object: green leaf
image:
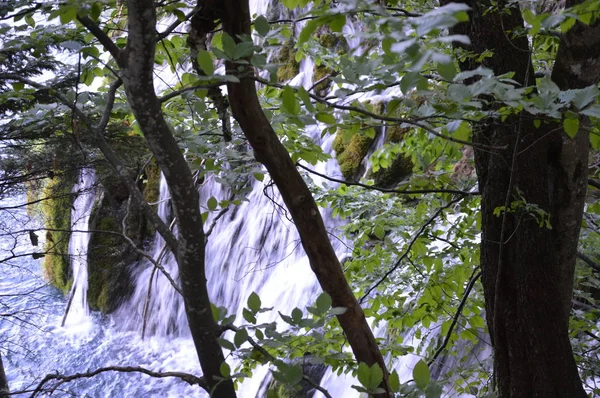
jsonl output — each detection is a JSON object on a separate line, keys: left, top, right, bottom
{"left": 389, "top": 370, "right": 400, "bottom": 392}
{"left": 437, "top": 61, "right": 456, "bottom": 81}
{"left": 285, "top": 364, "right": 303, "bottom": 385}
{"left": 59, "top": 5, "right": 78, "bottom": 24}
{"left": 563, "top": 114, "right": 580, "bottom": 139}
{"left": 12, "top": 82, "right": 24, "bottom": 91}
{"left": 297, "top": 87, "right": 315, "bottom": 112}
{"left": 282, "top": 0, "right": 299, "bottom": 10}
{"left": 315, "top": 292, "right": 332, "bottom": 313}
{"left": 298, "top": 20, "right": 318, "bottom": 46}
{"left": 234, "top": 328, "right": 248, "bottom": 347}
{"left": 357, "top": 362, "right": 383, "bottom": 390}
{"left": 533, "top": 119, "right": 541, "bottom": 129}
{"left": 591, "top": 133, "right": 600, "bottom": 150}
{"left": 207, "top": 196, "right": 218, "bottom": 211}
{"left": 243, "top": 308, "right": 257, "bottom": 323}
{"left": 91, "top": 2, "right": 102, "bottom": 20}
{"left": 247, "top": 291, "right": 261, "bottom": 312}
{"left": 329, "top": 14, "right": 346, "bottom": 32}
{"left": 266, "top": 390, "right": 280, "bottom": 398}
{"left": 413, "top": 360, "right": 431, "bottom": 390}
{"left": 220, "top": 362, "right": 231, "bottom": 377}
{"left": 316, "top": 112, "right": 336, "bottom": 124}
{"left": 281, "top": 85, "right": 299, "bottom": 115}
{"left": 254, "top": 15, "right": 270, "bottom": 36}
{"left": 221, "top": 33, "right": 237, "bottom": 58}
{"left": 218, "top": 338, "right": 235, "bottom": 351}
{"left": 291, "top": 307, "right": 302, "bottom": 323}
{"left": 197, "top": 50, "right": 214, "bottom": 76}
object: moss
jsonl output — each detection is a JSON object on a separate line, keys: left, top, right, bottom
{"left": 87, "top": 195, "right": 135, "bottom": 313}
{"left": 143, "top": 162, "right": 161, "bottom": 205}
{"left": 312, "top": 64, "right": 333, "bottom": 94}
{"left": 41, "top": 173, "right": 76, "bottom": 294}
{"left": 334, "top": 131, "right": 374, "bottom": 179}
{"left": 368, "top": 125, "right": 413, "bottom": 187}
{"left": 276, "top": 40, "right": 300, "bottom": 82}
{"left": 318, "top": 32, "right": 339, "bottom": 49}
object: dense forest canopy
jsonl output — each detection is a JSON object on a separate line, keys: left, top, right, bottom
{"left": 1, "top": 0, "right": 600, "bottom": 397}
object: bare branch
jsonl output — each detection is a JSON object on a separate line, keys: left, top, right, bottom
{"left": 76, "top": 16, "right": 122, "bottom": 61}
{"left": 30, "top": 366, "right": 206, "bottom": 397}
{"left": 95, "top": 78, "right": 123, "bottom": 131}
{"left": 428, "top": 269, "right": 482, "bottom": 366}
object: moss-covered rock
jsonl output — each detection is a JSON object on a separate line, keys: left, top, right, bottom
{"left": 276, "top": 40, "right": 300, "bottom": 82}
{"left": 368, "top": 125, "right": 413, "bottom": 187}
{"left": 87, "top": 194, "right": 136, "bottom": 313}
{"left": 334, "top": 130, "right": 374, "bottom": 180}
{"left": 86, "top": 155, "right": 159, "bottom": 313}
{"left": 41, "top": 172, "right": 76, "bottom": 294}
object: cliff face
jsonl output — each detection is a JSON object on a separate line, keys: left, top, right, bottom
{"left": 28, "top": 138, "right": 161, "bottom": 314}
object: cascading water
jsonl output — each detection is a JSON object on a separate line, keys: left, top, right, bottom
{"left": 62, "top": 169, "right": 97, "bottom": 326}
{"left": 1, "top": 2, "right": 473, "bottom": 398}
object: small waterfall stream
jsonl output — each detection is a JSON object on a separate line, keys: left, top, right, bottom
{"left": 62, "top": 169, "right": 96, "bottom": 326}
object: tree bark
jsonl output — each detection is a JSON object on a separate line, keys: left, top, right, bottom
{"left": 218, "top": 1, "right": 391, "bottom": 396}
{"left": 443, "top": 0, "right": 600, "bottom": 396}
{"left": 80, "top": 2, "right": 237, "bottom": 396}
{"left": 0, "top": 353, "right": 9, "bottom": 398}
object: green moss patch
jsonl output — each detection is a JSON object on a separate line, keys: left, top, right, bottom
{"left": 334, "top": 131, "right": 374, "bottom": 179}
{"left": 41, "top": 173, "right": 76, "bottom": 294}
{"left": 276, "top": 40, "right": 300, "bottom": 82}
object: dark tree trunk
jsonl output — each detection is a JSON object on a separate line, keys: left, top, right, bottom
{"left": 79, "top": 2, "right": 237, "bottom": 396}
{"left": 217, "top": 1, "right": 391, "bottom": 396}
{"left": 443, "top": 0, "right": 600, "bottom": 396}
{"left": 0, "top": 353, "right": 8, "bottom": 398}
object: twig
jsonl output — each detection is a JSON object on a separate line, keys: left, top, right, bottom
{"left": 360, "top": 196, "right": 466, "bottom": 302}
{"left": 297, "top": 163, "right": 479, "bottom": 196}
{"left": 577, "top": 252, "right": 600, "bottom": 273}
{"left": 428, "top": 269, "right": 482, "bottom": 366}
{"left": 30, "top": 366, "right": 207, "bottom": 397}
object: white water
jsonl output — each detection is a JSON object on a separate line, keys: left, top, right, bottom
{"left": 63, "top": 169, "right": 96, "bottom": 326}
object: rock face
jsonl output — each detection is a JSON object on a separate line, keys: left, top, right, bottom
{"left": 30, "top": 137, "right": 161, "bottom": 313}
{"left": 86, "top": 161, "right": 160, "bottom": 313}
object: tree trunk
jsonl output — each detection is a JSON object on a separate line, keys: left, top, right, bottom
{"left": 443, "top": 0, "right": 600, "bottom": 396}
{"left": 218, "top": 1, "right": 391, "bottom": 396}
{"left": 0, "top": 353, "right": 8, "bottom": 398}
{"left": 82, "top": 2, "right": 237, "bottom": 396}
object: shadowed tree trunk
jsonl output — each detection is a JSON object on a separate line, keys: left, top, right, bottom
{"left": 212, "top": 0, "right": 392, "bottom": 396}
{"left": 0, "top": 353, "right": 8, "bottom": 398}
{"left": 443, "top": 0, "right": 600, "bottom": 396}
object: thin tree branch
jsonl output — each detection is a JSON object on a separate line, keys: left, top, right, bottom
{"left": 157, "top": 5, "right": 201, "bottom": 41}
{"left": 76, "top": 16, "right": 122, "bottom": 61}
{"left": 158, "top": 82, "right": 225, "bottom": 104}
{"left": 297, "top": 162, "right": 479, "bottom": 196}
{"left": 360, "top": 195, "right": 466, "bottom": 302}
{"left": 95, "top": 78, "right": 123, "bottom": 131}
{"left": 428, "top": 269, "right": 482, "bottom": 366}
{"left": 30, "top": 366, "right": 206, "bottom": 397}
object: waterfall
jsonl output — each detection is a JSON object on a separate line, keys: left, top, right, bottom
{"left": 62, "top": 168, "right": 96, "bottom": 326}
